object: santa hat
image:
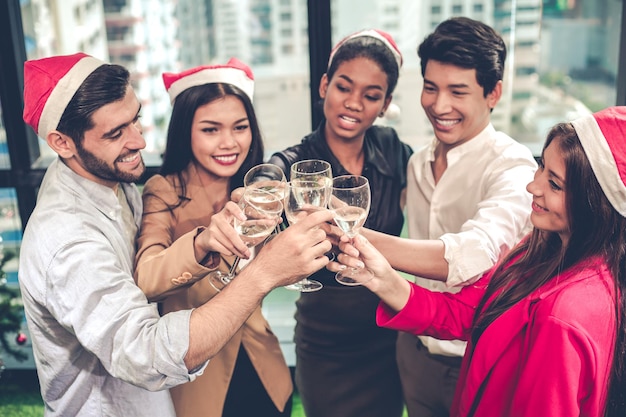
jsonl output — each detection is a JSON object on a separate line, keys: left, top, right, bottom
{"left": 571, "top": 106, "right": 626, "bottom": 217}
{"left": 23, "top": 53, "right": 105, "bottom": 138}
{"left": 163, "top": 58, "right": 255, "bottom": 104}
{"left": 328, "top": 29, "right": 403, "bottom": 70}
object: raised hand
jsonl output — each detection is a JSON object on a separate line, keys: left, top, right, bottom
{"left": 243, "top": 209, "right": 335, "bottom": 290}
{"left": 194, "top": 201, "right": 251, "bottom": 261}
{"left": 329, "top": 235, "right": 411, "bottom": 311}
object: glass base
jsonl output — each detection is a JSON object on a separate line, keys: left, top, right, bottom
{"left": 335, "top": 269, "right": 364, "bottom": 286}
{"left": 284, "top": 278, "right": 323, "bottom": 292}
{"left": 208, "top": 271, "right": 235, "bottom": 292}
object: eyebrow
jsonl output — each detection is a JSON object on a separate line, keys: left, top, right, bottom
{"left": 102, "top": 104, "right": 142, "bottom": 139}
{"left": 548, "top": 168, "right": 566, "bottom": 184}
{"left": 337, "top": 74, "right": 384, "bottom": 91}
{"left": 423, "top": 79, "right": 470, "bottom": 90}
{"left": 198, "top": 117, "right": 249, "bottom": 126}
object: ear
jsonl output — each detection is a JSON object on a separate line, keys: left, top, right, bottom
{"left": 46, "top": 130, "right": 76, "bottom": 159}
{"left": 318, "top": 74, "right": 329, "bottom": 99}
{"left": 379, "top": 95, "right": 393, "bottom": 117}
{"left": 486, "top": 80, "right": 503, "bottom": 110}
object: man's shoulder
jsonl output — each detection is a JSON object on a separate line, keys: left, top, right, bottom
{"left": 480, "top": 131, "right": 537, "bottom": 165}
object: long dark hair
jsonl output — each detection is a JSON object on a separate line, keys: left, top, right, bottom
{"left": 157, "top": 83, "right": 264, "bottom": 207}
{"left": 471, "top": 123, "right": 626, "bottom": 415}
{"left": 57, "top": 64, "right": 130, "bottom": 144}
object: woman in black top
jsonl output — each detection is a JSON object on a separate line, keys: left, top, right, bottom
{"left": 269, "top": 29, "right": 413, "bottom": 417}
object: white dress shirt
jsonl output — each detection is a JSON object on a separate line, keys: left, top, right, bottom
{"left": 18, "top": 158, "right": 205, "bottom": 417}
{"left": 406, "top": 123, "right": 537, "bottom": 357}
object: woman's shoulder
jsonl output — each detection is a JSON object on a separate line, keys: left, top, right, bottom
{"left": 143, "top": 173, "right": 181, "bottom": 206}
{"left": 366, "top": 126, "right": 413, "bottom": 169}
{"left": 268, "top": 130, "right": 323, "bottom": 171}
{"left": 367, "top": 126, "right": 412, "bottom": 151}
{"left": 536, "top": 260, "right": 615, "bottom": 326}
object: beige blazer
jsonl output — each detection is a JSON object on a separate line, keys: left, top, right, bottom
{"left": 134, "top": 164, "right": 292, "bottom": 417}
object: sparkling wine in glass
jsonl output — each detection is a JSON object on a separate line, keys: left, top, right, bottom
{"left": 209, "top": 188, "right": 283, "bottom": 291}
{"left": 243, "top": 163, "right": 288, "bottom": 236}
{"left": 329, "top": 175, "right": 370, "bottom": 286}
{"left": 290, "top": 159, "right": 333, "bottom": 193}
{"left": 282, "top": 178, "right": 330, "bottom": 292}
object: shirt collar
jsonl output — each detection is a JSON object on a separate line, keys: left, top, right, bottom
{"left": 426, "top": 123, "right": 496, "bottom": 164}
{"left": 52, "top": 157, "right": 141, "bottom": 222}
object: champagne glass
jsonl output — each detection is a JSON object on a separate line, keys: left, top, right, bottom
{"left": 209, "top": 188, "right": 283, "bottom": 291}
{"left": 243, "top": 163, "right": 287, "bottom": 235}
{"left": 290, "top": 158, "right": 336, "bottom": 261}
{"left": 282, "top": 178, "right": 330, "bottom": 292}
{"left": 329, "top": 175, "right": 370, "bottom": 286}
{"left": 244, "top": 163, "right": 287, "bottom": 200}
{"left": 290, "top": 159, "right": 333, "bottom": 193}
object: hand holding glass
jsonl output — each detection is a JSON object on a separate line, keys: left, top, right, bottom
{"left": 282, "top": 159, "right": 333, "bottom": 292}
{"left": 208, "top": 188, "right": 283, "bottom": 291}
{"left": 243, "top": 163, "right": 287, "bottom": 235}
{"left": 329, "top": 175, "right": 370, "bottom": 286}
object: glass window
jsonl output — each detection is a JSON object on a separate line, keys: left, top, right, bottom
{"left": 0, "top": 188, "right": 23, "bottom": 286}
{"left": 333, "top": 0, "right": 622, "bottom": 156}
{"left": 20, "top": 0, "right": 312, "bottom": 164}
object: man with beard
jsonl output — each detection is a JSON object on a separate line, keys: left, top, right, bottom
{"left": 18, "top": 53, "right": 333, "bottom": 417}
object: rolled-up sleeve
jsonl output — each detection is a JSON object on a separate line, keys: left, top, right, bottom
{"left": 46, "top": 234, "right": 205, "bottom": 391}
{"left": 440, "top": 154, "right": 535, "bottom": 288}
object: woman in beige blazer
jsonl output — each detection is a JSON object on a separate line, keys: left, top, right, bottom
{"left": 134, "top": 59, "right": 292, "bottom": 417}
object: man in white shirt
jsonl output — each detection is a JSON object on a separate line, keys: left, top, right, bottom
{"left": 364, "top": 17, "right": 537, "bottom": 417}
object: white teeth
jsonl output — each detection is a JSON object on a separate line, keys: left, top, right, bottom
{"left": 214, "top": 155, "right": 236, "bottom": 163}
{"left": 119, "top": 153, "right": 137, "bottom": 163}
{"left": 436, "top": 119, "right": 458, "bottom": 127}
{"left": 341, "top": 115, "right": 358, "bottom": 123}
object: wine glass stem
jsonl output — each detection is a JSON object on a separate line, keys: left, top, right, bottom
{"left": 228, "top": 256, "right": 241, "bottom": 278}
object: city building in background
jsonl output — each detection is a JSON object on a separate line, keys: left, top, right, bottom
{"left": 15, "top": 0, "right": 621, "bottom": 157}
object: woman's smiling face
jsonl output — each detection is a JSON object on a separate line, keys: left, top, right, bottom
{"left": 190, "top": 95, "right": 252, "bottom": 179}
{"left": 526, "top": 139, "right": 570, "bottom": 245}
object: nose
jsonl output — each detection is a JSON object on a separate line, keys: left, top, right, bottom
{"left": 526, "top": 170, "right": 542, "bottom": 196}
{"left": 430, "top": 92, "right": 452, "bottom": 114}
{"left": 127, "top": 120, "right": 146, "bottom": 150}
{"left": 344, "top": 92, "right": 363, "bottom": 112}
{"left": 219, "top": 130, "right": 238, "bottom": 148}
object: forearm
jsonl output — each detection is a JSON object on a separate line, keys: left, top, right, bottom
{"left": 184, "top": 262, "right": 272, "bottom": 370}
{"left": 366, "top": 268, "right": 412, "bottom": 312}
{"left": 362, "top": 228, "right": 449, "bottom": 281}
{"left": 135, "top": 229, "right": 216, "bottom": 301}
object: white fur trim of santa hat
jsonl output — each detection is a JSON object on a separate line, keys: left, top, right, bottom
{"left": 163, "top": 57, "right": 255, "bottom": 104}
{"left": 23, "top": 53, "right": 105, "bottom": 138}
{"left": 572, "top": 106, "right": 626, "bottom": 217}
{"left": 328, "top": 29, "right": 403, "bottom": 70}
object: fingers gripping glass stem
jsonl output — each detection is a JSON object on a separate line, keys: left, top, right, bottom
{"left": 283, "top": 159, "right": 333, "bottom": 292}
{"left": 208, "top": 186, "right": 283, "bottom": 292}
{"left": 329, "top": 175, "right": 370, "bottom": 286}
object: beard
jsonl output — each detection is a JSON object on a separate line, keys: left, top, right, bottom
{"left": 75, "top": 142, "right": 145, "bottom": 183}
